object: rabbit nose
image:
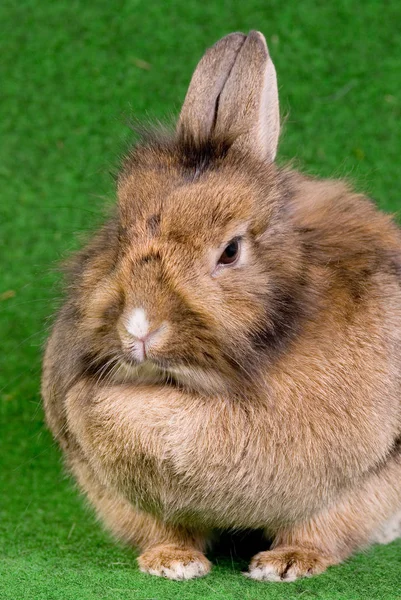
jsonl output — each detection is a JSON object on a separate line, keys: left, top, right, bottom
{"left": 134, "top": 330, "right": 161, "bottom": 361}
{"left": 126, "top": 307, "right": 152, "bottom": 340}
{"left": 134, "top": 331, "right": 150, "bottom": 343}
{"left": 125, "top": 308, "right": 165, "bottom": 362}
{"left": 132, "top": 328, "right": 161, "bottom": 344}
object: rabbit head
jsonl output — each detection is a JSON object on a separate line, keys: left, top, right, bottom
{"left": 78, "top": 32, "right": 308, "bottom": 395}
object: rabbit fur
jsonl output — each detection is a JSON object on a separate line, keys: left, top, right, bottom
{"left": 42, "top": 31, "right": 401, "bottom": 581}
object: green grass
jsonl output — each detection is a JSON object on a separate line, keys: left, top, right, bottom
{"left": 1, "top": 1, "right": 401, "bottom": 598}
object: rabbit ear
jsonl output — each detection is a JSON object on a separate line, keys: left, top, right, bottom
{"left": 215, "top": 31, "right": 280, "bottom": 162}
{"left": 177, "top": 32, "right": 247, "bottom": 141}
{"left": 178, "top": 31, "right": 280, "bottom": 163}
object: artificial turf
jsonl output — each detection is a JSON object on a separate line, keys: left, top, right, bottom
{"left": 1, "top": 1, "right": 401, "bottom": 598}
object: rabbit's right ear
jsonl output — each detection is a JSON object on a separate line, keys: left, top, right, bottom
{"left": 178, "top": 31, "right": 280, "bottom": 164}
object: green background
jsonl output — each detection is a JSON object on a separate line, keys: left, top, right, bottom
{"left": 1, "top": 1, "right": 400, "bottom": 598}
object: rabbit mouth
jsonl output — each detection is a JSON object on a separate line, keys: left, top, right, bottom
{"left": 113, "top": 356, "right": 227, "bottom": 394}
{"left": 114, "top": 358, "right": 169, "bottom": 385}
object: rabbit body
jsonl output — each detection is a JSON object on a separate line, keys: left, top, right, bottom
{"left": 42, "top": 31, "right": 401, "bottom": 581}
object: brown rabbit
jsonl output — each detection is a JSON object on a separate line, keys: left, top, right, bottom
{"left": 42, "top": 31, "right": 401, "bottom": 582}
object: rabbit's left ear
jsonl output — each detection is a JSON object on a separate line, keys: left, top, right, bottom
{"left": 178, "top": 31, "right": 280, "bottom": 163}
{"left": 215, "top": 31, "right": 280, "bottom": 163}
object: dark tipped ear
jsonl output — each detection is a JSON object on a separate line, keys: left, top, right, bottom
{"left": 177, "top": 32, "right": 246, "bottom": 141}
{"left": 178, "top": 31, "right": 280, "bottom": 163}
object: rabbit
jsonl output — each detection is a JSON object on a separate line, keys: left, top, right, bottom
{"left": 41, "top": 30, "right": 401, "bottom": 582}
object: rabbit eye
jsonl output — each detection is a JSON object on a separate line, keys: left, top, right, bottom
{"left": 218, "top": 238, "right": 240, "bottom": 266}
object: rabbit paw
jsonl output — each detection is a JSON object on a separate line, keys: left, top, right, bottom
{"left": 138, "top": 543, "right": 211, "bottom": 580}
{"left": 246, "top": 546, "right": 330, "bottom": 582}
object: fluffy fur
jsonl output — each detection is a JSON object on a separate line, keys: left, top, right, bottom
{"left": 42, "top": 30, "right": 401, "bottom": 582}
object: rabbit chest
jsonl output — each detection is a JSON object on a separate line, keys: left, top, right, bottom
{"left": 65, "top": 379, "right": 390, "bottom": 530}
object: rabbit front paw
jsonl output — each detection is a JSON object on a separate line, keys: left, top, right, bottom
{"left": 138, "top": 543, "right": 211, "bottom": 580}
{"left": 246, "top": 546, "right": 331, "bottom": 582}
